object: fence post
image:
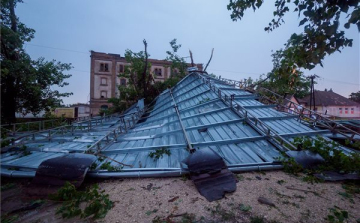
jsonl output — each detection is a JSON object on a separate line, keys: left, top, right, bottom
{"left": 113, "top": 130, "right": 118, "bottom": 142}
{"left": 132, "top": 115, "right": 135, "bottom": 127}
{"left": 123, "top": 118, "right": 127, "bottom": 132}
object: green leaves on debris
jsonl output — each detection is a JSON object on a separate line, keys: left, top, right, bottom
{"left": 49, "top": 182, "right": 113, "bottom": 219}
{"left": 148, "top": 148, "right": 171, "bottom": 161}
{"left": 278, "top": 136, "right": 360, "bottom": 176}
{"left": 327, "top": 206, "right": 348, "bottom": 223}
{"left": 198, "top": 98, "right": 210, "bottom": 105}
{"left": 99, "top": 161, "right": 123, "bottom": 172}
{"left": 1, "top": 183, "right": 16, "bottom": 191}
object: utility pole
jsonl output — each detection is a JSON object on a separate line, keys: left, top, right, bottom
{"left": 307, "top": 75, "right": 318, "bottom": 111}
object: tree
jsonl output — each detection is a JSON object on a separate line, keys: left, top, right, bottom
{"left": 228, "top": 0, "right": 359, "bottom": 69}
{"left": 253, "top": 47, "right": 311, "bottom": 98}
{"left": 109, "top": 40, "right": 155, "bottom": 112}
{"left": 165, "top": 39, "right": 188, "bottom": 78}
{"left": 1, "top": 0, "right": 72, "bottom": 123}
{"left": 349, "top": 91, "right": 360, "bottom": 103}
{"left": 109, "top": 39, "right": 189, "bottom": 113}
{"left": 227, "top": 0, "right": 358, "bottom": 97}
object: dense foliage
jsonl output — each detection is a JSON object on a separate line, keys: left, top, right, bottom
{"left": 228, "top": 0, "right": 359, "bottom": 98}
{"left": 109, "top": 42, "right": 155, "bottom": 113}
{"left": 279, "top": 136, "right": 360, "bottom": 176}
{"left": 109, "top": 39, "right": 188, "bottom": 113}
{"left": 349, "top": 91, "right": 360, "bottom": 103}
{"left": 254, "top": 49, "right": 311, "bottom": 98}
{"left": 1, "top": 0, "right": 72, "bottom": 123}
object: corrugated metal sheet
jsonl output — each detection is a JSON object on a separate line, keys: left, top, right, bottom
{"left": 1, "top": 73, "right": 351, "bottom": 178}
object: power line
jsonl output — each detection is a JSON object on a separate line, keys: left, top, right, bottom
{"left": 25, "top": 43, "right": 89, "bottom": 55}
{"left": 320, "top": 77, "right": 360, "bottom": 86}
{"left": 22, "top": 43, "right": 360, "bottom": 86}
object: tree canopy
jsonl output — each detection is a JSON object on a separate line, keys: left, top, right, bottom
{"left": 349, "top": 91, "right": 360, "bottom": 103}
{"left": 109, "top": 39, "right": 188, "bottom": 113}
{"left": 228, "top": 0, "right": 359, "bottom": 69}
{"left": 228, "top": 0, "right": 359, "bottom": 98}
{"left": 108, "top": 41, "right": 155, "bottom": 113}
{"left": 1, "top": 0, "right": 72, "bottom": 122}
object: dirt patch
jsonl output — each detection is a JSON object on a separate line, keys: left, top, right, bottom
{"left": 1, "top": 171, "right": 360, "bottom": 223}
{"left": 98, "top": 171, "right": 360, "bottom": 223}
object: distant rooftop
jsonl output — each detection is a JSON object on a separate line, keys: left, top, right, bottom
{"left": 301, "top": 90, "right": 360, "bottom": 107}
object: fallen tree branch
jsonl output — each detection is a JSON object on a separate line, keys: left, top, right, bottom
{"left": 204, "top": 48, "right": 214, "bottom": 72}
{"left": 143, "top": 39, "right": 149, "bottom": 99}
{"left": 285, "top": 186, "right": 329, "bottom": 200}
{"left": 189, "top": 50, "right": 194, "bottom": 67}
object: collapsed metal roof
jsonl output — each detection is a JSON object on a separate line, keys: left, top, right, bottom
{"left": 1, "top": 72, "right": 357, "bottom": 178}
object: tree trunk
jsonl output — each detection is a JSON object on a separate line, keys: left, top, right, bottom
{"left": 2, "top": 0, "right": 18, "bottom": 123}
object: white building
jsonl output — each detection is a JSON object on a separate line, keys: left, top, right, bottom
{"left": 299, "top": 89, "right": 360, "bottom": 118}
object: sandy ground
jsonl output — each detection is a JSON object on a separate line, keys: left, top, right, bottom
{"left": 1, "top": 171, "right": 360, "bottom": 223}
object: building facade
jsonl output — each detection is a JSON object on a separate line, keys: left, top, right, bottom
{"left": 299, "top": 89, "right": 360, "bottom": 118}
{"left": 90, "top": 51, "right": 202, "bottom": 115}
{"left": 70, "top": 103, "right": 91, "bottom": 118}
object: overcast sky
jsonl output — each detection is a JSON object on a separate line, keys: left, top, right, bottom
{"left": 17, "top": 0, "right": 359, "bottom": 105}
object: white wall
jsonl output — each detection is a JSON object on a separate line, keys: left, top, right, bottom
{"left": 315, "top": 106, "right": 360, "bottom": 118}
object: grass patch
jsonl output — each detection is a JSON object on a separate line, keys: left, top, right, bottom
{"left": 327, "top": 206, "right": 348, "bottom": 223}
{"left": 239, "top": 204, "right": 252, "bottom": 212}
{"left": 1, "top": 183, "right": 16, "bottom": 191}
{"left": 277, "top": 180, "right": 286, "bottom": 185}
{"left": 236, "top": 174, "right": 244, "bottom": 181}
{"left": 250, "top": 216, "right": 265, "bottom": 223}
{"left": 1, "top": 215, "right": 19, "bottom": 223}
{"left": 146, "top": 209, "right": 158, "bottom": 216}
{"left": 209, "top": 204, "right": 236, "bottom": 222}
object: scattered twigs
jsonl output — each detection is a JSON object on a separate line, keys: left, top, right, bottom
{"left": 285, "top": 186, "right": 314, "bottom": 193}
{"left": 285, "top": 186, "right": 329, "bottom": 200}
{"left": 168, "top": 213, "right": 187, "bottom": 218}
{"left": 204, "top": 48, "right": 214, "bottom": 72}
